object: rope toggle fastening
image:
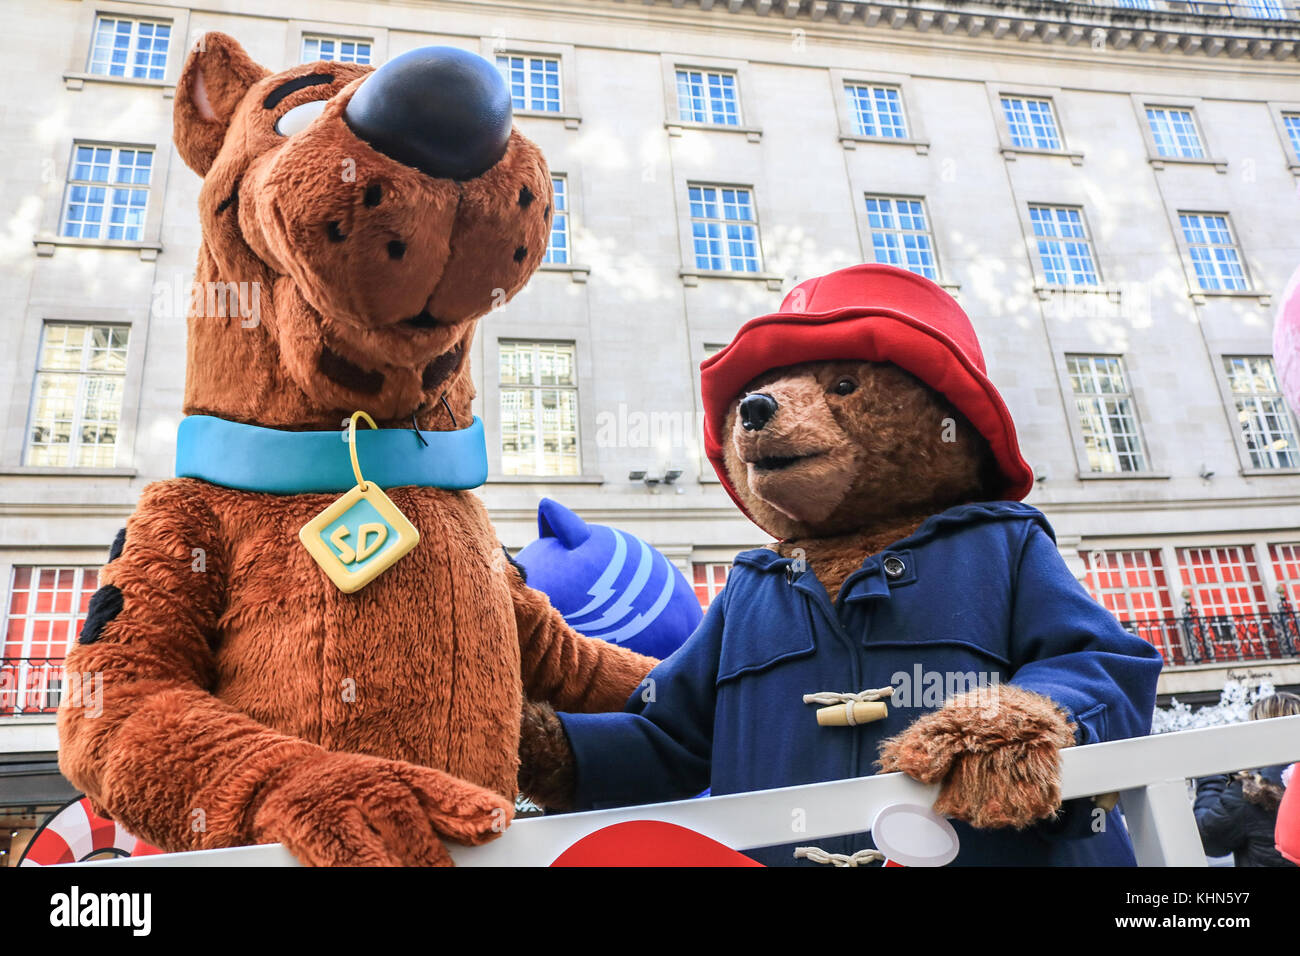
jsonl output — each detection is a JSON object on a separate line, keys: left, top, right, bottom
{"left": 803, "top": 686, "right": 893, "bottom": 727}
{"left": 794, "top": 846, "right": 886, "bottom": 867}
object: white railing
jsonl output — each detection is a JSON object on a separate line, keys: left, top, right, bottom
{"left": 80, "top": 715, "right": 1300, "bottom": 867}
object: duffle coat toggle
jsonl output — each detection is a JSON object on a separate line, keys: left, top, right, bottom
{"left": 804, "top": 686, "right": 893, "bottom": 727}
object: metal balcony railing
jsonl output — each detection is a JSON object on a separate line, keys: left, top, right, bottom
{"left": 5, "top": 600, "right": 1299, "bottom": 717}
{"left": 1119, "top": 599, "right": 1300, "bottom": 669}
{"left": 0, "top": 658, "right": 66, "bottom": 716}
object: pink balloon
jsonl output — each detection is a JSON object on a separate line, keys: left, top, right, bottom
{"left": 1277, "top": 265, "right": 1300, "bottom": 417}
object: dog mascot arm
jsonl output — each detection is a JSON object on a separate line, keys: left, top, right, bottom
{"left": 878, "top": 522, "right": 1163, "bottom": 829}
{"left": 58, "top": 482, "right": 511, "bottom": 866}
{"left": 510, "top": 567, "right": 658, "bottom": 715}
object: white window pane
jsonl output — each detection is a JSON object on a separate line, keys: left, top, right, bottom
{"left": 26, "top": 325, "right": 129, "bottom": 468}
{"left": 498, "top": 343, "right": 579, "bottom": 475}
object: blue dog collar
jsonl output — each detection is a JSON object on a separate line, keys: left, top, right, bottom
{"left": 175, "top": 414, "right": 489, "bottom": 493}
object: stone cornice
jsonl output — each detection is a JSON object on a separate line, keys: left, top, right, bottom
{"left": 619, "top": 0, "right": 1300, "bottom": 60}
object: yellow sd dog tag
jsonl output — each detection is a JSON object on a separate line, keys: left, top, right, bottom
{"left": 299, "top": 411, "right": 420, "bottom": 593}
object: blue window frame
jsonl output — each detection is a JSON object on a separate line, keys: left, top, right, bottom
{"left": 302, "top": 36, "right": 372, "bottom": 65}
{"left": 1029, "top": 205, "right": 1099, "bottom": 286}
{"left": 845, "top": 83, "right": 907, "bottom": 138}
{"left": 1241, "top": 0, "right": 1287, "bottom": 19}
{"left": 689, "top": 185, "right": 760, "bottom": 273}
{"left": 1282, "top": 113, "right": 1300, "bottom": 161}
{"left": 497, "top": 55, "right": 561, "bottom": 113}
{"left": 1001, "top": 96, "right": 1063, "bottom": 150}
{"left": 544, "top": 175, "right": 569, "bottom": 265}
{"left": 61, "top": 145, "right": 153, "bottom": 242}
{"left": 87, "top": 17, "right": 170, "bottom": 81}
{"left": 1179, "top": 213, "right": 1248, "bottom": 291}
{"left": 864, "top": 197, "right": 938, "bottom": 279}
{"left": 1145, "top": 107, "right": 1205, "bottom": 159}
{"left": 675, "top": 69, "right": 740, "bottom": 126}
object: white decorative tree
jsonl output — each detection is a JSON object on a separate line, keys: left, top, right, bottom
{"left": 1151, "top": 678, "right": 1278, "bottom": 734}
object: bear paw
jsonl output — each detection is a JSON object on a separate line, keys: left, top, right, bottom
{"left": 877, "top": 684, "right": 1076, "bottom": 830}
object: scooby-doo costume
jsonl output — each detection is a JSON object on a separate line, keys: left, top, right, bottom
{"left": 57, "top": 35, "right": 655, "bottom": 867}
{"left": 521, "top": 264, "right": 1163, "bottom": 865}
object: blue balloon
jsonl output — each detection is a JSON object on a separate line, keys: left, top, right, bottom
{"left": 514, "top": 498, "right": 703, "bottom": 660}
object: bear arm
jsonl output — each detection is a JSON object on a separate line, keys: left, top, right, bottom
{"left": 508, "top": 566, "right": 658, "bottom": 714}
{"left": 57, "top": 480, "right": 322, "bottom": 852}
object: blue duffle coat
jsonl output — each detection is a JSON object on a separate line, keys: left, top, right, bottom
{"left": 558, "top": 501, "right": 1163, "bottom": 866}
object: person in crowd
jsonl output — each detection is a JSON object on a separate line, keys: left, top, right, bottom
{"left": 1195, "top": 691, "right": 1300, "bottom": 867}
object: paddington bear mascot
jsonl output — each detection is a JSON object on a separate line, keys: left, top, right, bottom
{"left": 56, "top": 35, "right": 656, "bottom": 867}
{"left": 519, "top": 263, "right": 1163, "bottom": 866}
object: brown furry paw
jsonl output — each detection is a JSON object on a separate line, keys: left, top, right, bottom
{"left": 517, "top": 699, "right": 577, "bottom": 810}
{"left": 253, "top": 750, "right": 513, "bottom": 867}
{"left": 877, "top": 684, "right": 1076, "bottom": 830}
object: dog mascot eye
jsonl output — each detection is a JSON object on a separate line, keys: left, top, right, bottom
{"left": 275, "top": 99, "right": 328, "bottom": 137}
{"left": 833, "top": 377, "right": 857, "bottom": 396}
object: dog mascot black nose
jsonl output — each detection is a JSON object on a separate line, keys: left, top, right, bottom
{"left": 344, "top": 46, "right": 513, "bottom": 181}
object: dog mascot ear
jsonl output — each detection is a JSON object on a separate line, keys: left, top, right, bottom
{"left": 175, "top": 33, "right": 268, "bottom": 175}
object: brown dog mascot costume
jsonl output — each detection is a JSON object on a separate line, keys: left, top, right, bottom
{"left": 57, "top": 34, "right": 655, "bottom": 867}
{"left": 522, "top": 264, "right": 1162, "bottom": 866}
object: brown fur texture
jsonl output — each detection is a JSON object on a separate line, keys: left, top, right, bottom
{"left": 175, "top": 33, "right": 553, "bottom": 431}
{"left": 725, "top": 361, "right": 997, "bottom": 600}
{"left": 877, "top": 684, "right": 1077, "bottom": 829}
{"left": 723, "top": 361, "right": 998, "bottom": 543}
{"left": 723, "top": 359, "right": 1075, "bottom": 828}
{"left": 57, "top": 34, "right": 655, "bottom": 866}
{"left": 517, "top": 700, "right": 577, "bottom": 810}
{"left": 59, "top": 480, "right": 654, "bottom": 861}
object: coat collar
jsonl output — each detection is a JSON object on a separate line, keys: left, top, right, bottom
{"left": 732, "top": 500, "right": 1049, "bottom": 603}
{"left": 174, "top": 414, "right": 490, "bottom": 494}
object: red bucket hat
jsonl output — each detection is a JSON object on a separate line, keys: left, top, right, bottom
{"left": 700, "top": 263, "right": 1034, "bottom": 528}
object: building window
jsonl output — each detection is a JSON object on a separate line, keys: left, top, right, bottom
{"left": 1270, "top": 543, "right": 1300, "bottom": 606}
{"left": 1176, "top": 546, "right": 1269, "bottom": 618}
{"left": 1066, "top": 355, "right": 1148, "bottom": 473}
{"left": 1000, "top": 96, "right": 1062, "bottom": 150}
{"left": 1145, "top": 107, "right": 1206, "bottom": 159}
{"left": 864, "top": 196, "right": 937, "bottom": 279}
{"left": 497, "top": 54, "right": 561, "bottom": 113}
{"left": 1223, "top": 356, "right": 1300, "bottom": 469}
{"left": 1081, "top": 549, "right": 1181, "bottom": 664}
{"left": 302, "top": 36, "right": 371, "bottom": 65}
{"left": 688, "top": 184, "right": 761, "bottom": 273}
{"left": 87, "top": 16, "right": 171, "bottom": 81}
{"left": 1242, "top": 0, "right": 1287, "bottom": 18}
{"left": 499, "top": 341, "right": 580, "bottom": 476}
{"left": 693, "top": 563, "right": 731, "bottom": 610}
{"left": 26, "top": 323, "right": 130, "bottom": 468}
{"left": 1115, "top": 0, "right": 1154, "bottom": 7}
{"left": 543, "top": 175, "right": 569, "bottom": 265}
{"left": 1029, "top": 205, "right": 1099, "bottom": 286}
{"left": 675, "top": 69, "right": 740, "bottom": 126}
{"left": 1282, "top": 112, "right": 1300, "bottom": 161}
{"left": 844, "top": 83, "right": 907, "bottom": 139}
{"left": 1180, "top": 213, "right": 1248, "bottom": 291}
{"left": 2, "top": 567, "right": 99, "bottom": 715}
{"left": 60, "top": 144, "right": 153, "bottom": 242}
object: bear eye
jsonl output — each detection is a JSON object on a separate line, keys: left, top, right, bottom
{"left": 832, "top": 377, "right": 857, "bottom": 396}
{"left": 275, "top": 99, "right": 328, "bottom": 137}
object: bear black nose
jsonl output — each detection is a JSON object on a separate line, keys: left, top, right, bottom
{"left": 343, "top": 46, "right": 512, "bottom": 182}
{"left": 739, "top": 393, "right": 778, "bottom": 431}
